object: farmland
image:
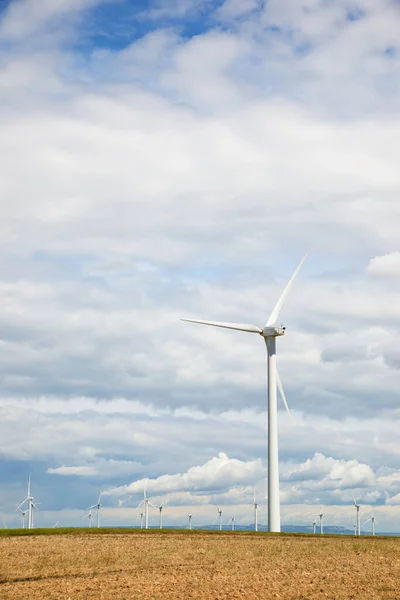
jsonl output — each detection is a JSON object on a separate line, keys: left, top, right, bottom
{"left": 0, "top": 530, "right": 399, "bottom": 599}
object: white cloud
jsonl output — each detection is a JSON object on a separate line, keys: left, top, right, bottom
{"left": 106, "top": 452, "right": 263, "bottom": 497}
{"left": 367, "top": 252, "right": 400, "bottom": 277}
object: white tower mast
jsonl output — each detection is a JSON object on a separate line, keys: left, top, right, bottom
{"left": 182, "top": 256, "right": 306, "bottom": 532}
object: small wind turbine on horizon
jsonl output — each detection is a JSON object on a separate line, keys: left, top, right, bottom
{"left": 228, "top": 516, "right": 235, "bottom": 531}
{"left": 318, "top": 512, "right": 323, "bottom": 535}
{"left": 250, "top": 490, "right": 259, "bottom": 532}
{"left": 16, "top": 475, "right": 39, "bottom": 529}
{"left": 188, "top": 514, "right": 193, "bottom": 530}
{"left": 90, "top": 493, "right": 102, "bottom": 529}
{"left": 311, "top": 518, "right": 316, "bottom": 534}
{"left": 157, "top": 500, "right": 169, "bottom": 530}
{"left": 137, "top": 487, "right": 156, "bottom": 529}
{"left": 353, "top": 494, "right": 361, "bottom": 536}
{"left": 216, "top": 506, "right": 223, "bottom": 531}
{"left": 18, "top": 508, "right": 27, "bottom": 529}
{"left": 83, "top": 506, "right": 93, "bottom": 528}
{"left": 363, "top": 512, "right": 376, "bottom": 536}
{"left": 182, "top": 255, "right": 307, "bottom": 532}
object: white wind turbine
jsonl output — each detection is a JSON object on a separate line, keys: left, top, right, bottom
{"left": 216, "top": 506, "right": 223, "bottom": 531}
{"left": 83, "top": 506, "right": 93, "bottom": 528}
{"left": 353, "top": 494, "right": 361, "bottom": 536}
{"left": 90, "top": 493, "right": 102, "bottom": 529}
{"left": 157, "top": 500, "right": 169, "bottom": 530}
{"left": 228, "top": 516, "right": 235, "bottom": 531}
{"left": 250, "top": 490, "right": 259, "bottom": 532}
{"left": 318, "top": 512, "right": 323, "bottom": 535}
{"left": 18, "top": 508, "right": 27, "bottom": 529}
{"left": 311, "top": 517, "right": 317, "bottom": 534}
{"left": 363, "top": 512, "right": 376, "bottom": 536}
{"left": 188, "top": 514, "right": 193, "bottom": 530}
{"left": 16, "top": 475, "right": 39, "bottom": 529}
{"left": 182, "top": 256, "right": 306, "bottom": 532}
{"left": 137, "top": 487, "right": 156, "bottom": 529}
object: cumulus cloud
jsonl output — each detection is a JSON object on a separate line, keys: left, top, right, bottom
{"left": 367, "top": 252, "right": 400, "bottom": 278}
{"left": 106, "top": 452, "right": 263, "bottom": 498}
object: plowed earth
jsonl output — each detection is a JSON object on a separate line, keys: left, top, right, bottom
{"left": 0, "top": 532, "right": 399, "bottom": 599}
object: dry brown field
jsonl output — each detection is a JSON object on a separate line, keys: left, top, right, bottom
{"left": 0, "top": 530, "right": 399, "bottom": 600}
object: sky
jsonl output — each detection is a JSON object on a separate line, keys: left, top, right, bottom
{"left": 0, "top": 0, "right": 400, "bottom": 532}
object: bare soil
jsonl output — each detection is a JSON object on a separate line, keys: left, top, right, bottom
{"left": 0, "top": 531, "right": 399, "bottom": 599}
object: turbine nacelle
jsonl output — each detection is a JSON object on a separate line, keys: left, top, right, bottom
{"left": 261, "top": 326, "right": 286, "bottom": 337}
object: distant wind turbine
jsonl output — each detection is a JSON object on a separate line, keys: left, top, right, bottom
{"left": 90, "top": 493, "right": 102, "bottom": 529}
{"left": 188, "top": 514, "right": 193, "bottom": 530}
{"left": 137, "top": 486, "right": 156, "bottom": 529}
{"left": 352, "top": 494, "right": 361, "bottom": 536}
{"left": 363, "top": 512, "right": 375, "bottom": 536}
{"left": 311, "top": 518, "right": 317, "bottom": 534}
{"left": 182, "top": 256, "right": 306, "bottom": 532}
{"left": 251, "top": 490, "right": 259, "bottom": 532}
{"left": 216, "top": 506, "right": 223, "bottom": 531}
{"left": 16, "top": 475, "right": 39, "bottom": 529}
{"left": 83, "top": 506, "right": 93, "bottom": 528}
{"left": 157, "top": 500, "right": 169, "bottom": 530}
{"left": 18, "top": 508, "right": 27, "bottom": 529}
{"left": 318, "top": 512, "right": 323, "bottom": 535}
{"left": 228, "top": 516, "right": 235, "bottom": 531}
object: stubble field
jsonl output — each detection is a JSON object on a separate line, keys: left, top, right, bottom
{"left": 0, "top": 530, "right": 399, "bottom": 600}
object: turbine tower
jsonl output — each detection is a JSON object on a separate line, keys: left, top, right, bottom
{"left": 229, "top": 517, "right": 235, "bottom": 531}
{"left": 182, "top": 256, "right": 306, "bottom": 532}
{"left": 188, "top": 514, "right": 193, "bottom": 530}
{"left": 318, "top": 512, "right": 323, "bottom": 535}
{"left": 16, "top": 475, "right": 39, "bottom": 529}
{"left": 353, "top": 494, "right": 361, "bottom": 536}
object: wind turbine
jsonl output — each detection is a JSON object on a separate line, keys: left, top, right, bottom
{"left": 16, "top": 475, "right": 39, "bottom": 529}
{"left": 311, "top": 518, "right": 317, "bottom": 534}
{"left": 83, "top": 506, "right": 93, "bottom": 528}
{"left": 216, "top": 506, "right": 223, "bottom": 531}
{"left": 90, "top": 493, "right": 102, "bottom": 529}
{"left": 363, "top": 512, "right": 375, "bottom": 536}
{"left": 251, "top": 490, "right": 259, "bottom": 532}
{"left": 182, "top": 256, "right": 306, "bottom": 532}
{"left": 228, "top": 516, "right": 235, "bottom": 531}
{"left": 157, "top": 500, "right": 169, "bottom": 530}
{"left": 188, "top": 514, "right": 193, "bottom": 530}
{"left": 318, "top": 512, "right": 323, "bottom": 535}
{"left": 18, "top": 508, "right": 27, "bottom": 529}
{"left": 137, "top": 487, "right": 156, "bottom": 529}
{"left": 353, "top": 494, "right": 361, "bottom": 536}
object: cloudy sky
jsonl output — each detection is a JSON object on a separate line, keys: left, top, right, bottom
{"left": 0, "top": 0, "right": 400, "bottom": 532}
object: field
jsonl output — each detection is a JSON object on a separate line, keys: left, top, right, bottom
{"left": 0, "top": 529, "right": 399, "bottom": 599}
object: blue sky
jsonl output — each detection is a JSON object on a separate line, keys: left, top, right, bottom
{"left": 0, "top": 0, "right": 400, "bottom": 531}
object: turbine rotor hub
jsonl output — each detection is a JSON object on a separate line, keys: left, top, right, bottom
{"left": 261, "top": 326, "right": 286, "bottom": 337}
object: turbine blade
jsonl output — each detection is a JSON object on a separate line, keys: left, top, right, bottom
{"left": 181, "top": 318, "right": 262, "bottom": 334}
{"left": 276, "top": 367, "right": 292, "bottom": 420}
{"left": 352, "top": 493, "right": 357, "bottom": 506}
{"left": 266, "top": 254, "right": 307, "bottom": 326}
{"left": 16, "top": 499, "right": 28, "bottom": 511}
{"left": 362, "top": 519, "right": 371, "bottom": 525}
{"left": 27, "top": 474, "right": 31, "bottom": 497}
{"left": 136, "top": 500, "right": 144, "bottom": 509}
